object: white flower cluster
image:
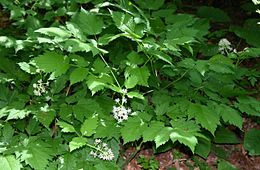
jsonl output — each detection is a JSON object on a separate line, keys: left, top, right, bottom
{"left": 112, "top": 89, "right": 132, "bottom": 123}
{"left": 32, "top": 79, "right": 49, "bottom": 96}
{"left": 90, "top": 139, "right": 114, "bottom": 161}
{"left": 218, "top": 38, "right": 233, "bottom": 54}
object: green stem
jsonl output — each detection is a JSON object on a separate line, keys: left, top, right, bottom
{"left": 99, "top": 53, "right": 121, "bottom": 88}
{"left": 162, "top": 70, "right": 189, "bottom": 89}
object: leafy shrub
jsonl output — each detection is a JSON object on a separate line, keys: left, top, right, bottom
{"left": 0, "top": 0, "right": 259, "bottom": 169}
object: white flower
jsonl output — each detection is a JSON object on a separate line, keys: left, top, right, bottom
{"left": 122, "top": 97, "right": 127, "bottom": 104}
{"left": 98, "top": 148, "right": 114, "bottom": 161}
{"left": 90, "top": 140, "right": 114, "bottom": 161}
{"left": 32, "top": 79, "right": 49, "bottom": 96}
{"left": 218, "top": 38, "right": 233, "bottom": 53}
{"left": 121, "top": 89, "right": 128, "bottom": 94}
{"left": 94, "top": 139, "right": 102, "bottom": 144}
{"left": 115, "top": 98, "right": 120, "bottom": 103}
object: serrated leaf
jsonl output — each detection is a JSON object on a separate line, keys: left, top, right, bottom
{"left": 154, "top": 127, "right": 172, "bottom": 148}
{"left": 127, "top": 51, "right": 144, "bottom": 65}
{"left": 95, "top": 122, "right": 120, "bottom": 140}
{"left": 214, "top": 127, "right": 240, "bottom": 144}
{"left": 110, "top": 11, "right": 145, "bottom": 38}
{"left": 0, "top": 155, "right": 22, "bottom": 170}
{"left": 66, "top": 22, "right": 86, "bottom": 41}
{"left": 73, "top": 98, "right": 103, "bottom": 121}
{"left": 35, "top": 110, "right": 55, "bottom": 128}
{"left": 70, "top": 67, "right": 89, "bottom": 85}
{"left": 127, "top": 91, "right": 144, "bottom": 100}
{"left": 64, "top": 39, "right": 91, "bottom": 53}
{"left": 34, "top": 51, "right": 69, "bottom": 77}
{"left": 72, "top": 9, "right": 104, "bottom": 35}
{"left": 57, "top": 121, "right": 76, "bottom": 133}
{"left": 86, "top": 74, "right": 113, "bottom": 95}
{"left": 244, "top": 129, "right": 260, "bottom": 155}
{"left": 188, "top": 103, "right": 220, "bottom": 134}
{"left": 235, "top": 96, "right": 260, "bottom": 116}
{"left": 215, "top": 104, "right": 243, "bottom": 129}
{"left": 142, "top": 121, "right": 165, "bottom": 142}
{"left": 120, "top": 117, "right": 148, "bottom": 144}
{"left": 197, "top": 6, "right": 230, "bottom": 22}
{"left": 125, "top": 66, "right": 150, "bottom": 88}
{"left": 69, "top": 137, "right": 88, "bottom": 152}
{"left": 35, "top": 27, "right": 71, "bottom": 38}
{"left": 92, "top": 58, "right": 109, "bottom": 74}
{"left": 218, "top": 160, "right": 237, "bottom": 170}
{"left": 0, "top": 107, "right": 30, "bottom": 120}
{"left": 195, "top": 137, "right": 211, "bottom": 159}
{"left": 80, "top": 116, "right": 98, "bottom": 137}
{"left": 135, "top": 0, "right": 165, "bottom": 10}
{"left": 18, "top": 138, "right": 54, "bottom": 170}
{"left": 170, "top": 119, "right": 199, "bottom": 153}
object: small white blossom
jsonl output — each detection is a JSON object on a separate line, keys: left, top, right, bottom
{"left": 90, "top": 140, "right": 114, "bottom": 161}
{"left": 218, "top": 38, "right": 233, "bottom": 54}
{"left": 115, "top": 98, "right": 120, "bottom": 103}
{"left": 94, "top": 139, "right": 102, "bottom": 145}
{"left": 122, "top": 97, "right": 127, "bottom": 104}
{"left": 121, "top": 89, "right": 128, "bottom": 94}
{"left": 32, "top": 79, "right": 49, "bottom": 96}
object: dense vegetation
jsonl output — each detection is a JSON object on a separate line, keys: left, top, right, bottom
{"left": 0, "top": 0, "right": 259, "bottom": 169}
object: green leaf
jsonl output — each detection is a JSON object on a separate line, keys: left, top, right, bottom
{"left": 135, "top": 0, "right": 165, "bottom": 10}
{"left": 195, "top": 137, "right": 211, "bottom": 159}
{"left": 0, "top": 107, "right": 30, "bottom": 120}
{"left": 120, "top": 117, "right": 148, "bottom": 144}
{"left": 66, "top": 22, "right": 86, "bottom": 41}
{"left": 170, "top": 119, "right": 199, "bottom": 153}
{"left": 127, "top": 51, "right": 144, "bottom": 65}
{"left": 125, "top": 66, "right": 150, "bottom": 88}
{"left": 142, "top": 121, "right": 165, "bottom": 142}
{"left": 127, "top": 91, "right": 144, "bottom": 100}
{"left": 72, "top": 9, "right": 104, "bottom": 35}
{"left": 244, "top": 129, "right": 260, "bottom": 155}
{"left": 0, "top": 155, "right": 22, "bottom": 170}
{"left": 86, "top": 74, "right": 113, "bottom": 95}
{"left": 64, "top": 39, "right": 92, "bottom": 53}
{"left": 73, "top": 99, "right": 103, "bottom": 122}
{"left": 18, "top": 138, "right": 54, "bottom": 170}
{"left": 69, "top": 137, "right": 88, "bottom": 152}
{"left": 197, "top": 6, "right": 231, "bottom": 22}
{"left": 110, "top": 11, "right": 145, "bottom": 38}
{"left": 95, "top": 121, "right": 120, "bottom": 140}
{"left": 218, "top": 160, "right": 237, "bottom": 170}
{"left": 35, "top": 27, "right": 71, "bottom": 38}
{"left": 154, "top": 127, "right": 172, "bottom": 148}
{"left": 57, "top": 121, "right": 76, "bottom": 133}
{"left": 215, "top": 104, "right": 243, "bottom": 129}
{"left": 34, "top": 51, "right": 69, "bottom": 77}
{"left": 188, "top": 103, "right": 220, "bottom": 134}
{"left": 214, "top": 127, "right": 240, "bottom": 144}
{"left": 35, "top": 110, "right": 55, "bottom": 128}
{"left": 235, "top": 96, "right": 260, "bottom": 116}
{"left": 2, "top": 123, "right": 14, "bottom": 143}
{"left": 70, "top": 67, "right": 89, "bottom": 85}
{"left": 92, "top": 58, "right": 109, "bottom": 74}
{"left": 80, "top": 116, "right": 98, "bottom": 137}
